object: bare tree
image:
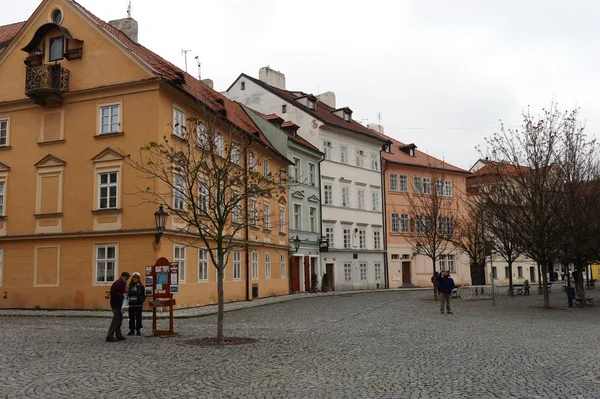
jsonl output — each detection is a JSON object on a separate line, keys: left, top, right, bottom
{"left": 486, "top": 205, "right": 522, "bottom": 296}
{"left": 404, "top": 172, "right": 457, "bottom": 300}
{"left": 452, "top": 195, "right": 486, "bottom": 285}
{"left": 125, "top": 108, "right": 287, "bottom": 343}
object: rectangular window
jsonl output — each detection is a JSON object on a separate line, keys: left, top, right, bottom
{"left": 374, "top": 231, "right": 381, "bottom": 250}
{"left": 0, "top": 181, "right": 4, "bottom": 216}
{"left": 98, "top": 172, "right": 118, "bottom": 209}
{"left": 280, "top": 254, "right": 286, "bottom": 278}
{"left": 279, "top": 209, "right": 285, "bottom": 233}
{"left": 323, "top": 141, "right": 332, "bottom": 160}
{"left": 358, "top": 229, "right": 366, "bottom": 249}
{"left": 174, "top": 174, "right": 185, "bottom": 210}
{"left": 241, "top": 81, "right": 246, "bottom": 90}
{"left": 173, "top": 245, "right": 186, "bottom": 282}
{"left": 414, "top": 176, "right": 422, "bottom": 194}
{"left": 324, "top": 184, "right": 333, "bottom": 205}
{"left": 49, "top": 36, "right": 64, "bottom": 61}
{"left": 423, "top": 177, "right": 432, "bottom": 194}
{"left": 399, "top": 175, "right": 408, "bottom": 192}
{"left": 250, "top": 199, "right": 258, "bottom": 227}
{"left": 250, "top": 153, "right": 257, "bottom": 172}
{"left": 438, "top": 255, "right": 455, "bottom": 273}
{"left": 357, "top": 189, "right": 365, "bottom": 210}
{"left": 309, "top": 207, "right": 317, "bottom": 232}
{"left": 215, "top": 134, "right": 224, "bottom": 156}
{"left": 342, "top": 187, "right": 350, "bottom": 207}
{"left": 400, "top": 214, "right": 409, "bottom": 233}
{"left": 100, "top": 105, "right": 120, "bottom": 134}
{"left": 326, "top": 227, "right": 334, "bottom": 247}
{"left": 231, "top": 142, "right": 240, "bottom": 164}
{"left": 252, "top": 251, "right": 258, "bottom": 280}
{"left": 444, "top": 180, "right": 452, "bottom": 197}
{"left": 439, "top": 256, "right": 446, "bottom": 271}
{"left": 389, "top": 174, "right": 398, "bottom": 191}
{"left": 197, "top": 123, "right": 207, "bottom": 149}
{"left": 439, "top": 217, "right": 454, "bottom": 235}
{"left": 374, "top": 263, "right": 381, "bottom": 281}
{"left": 372, "top": 191, "right": 379, "bottom": 211}
{"left": 436, "top": 180, "right": 443, "bottom": 196}
{"left": 233, "top": 251, "right": 241, "bottom": 280}
{"left": 0, "top": 119, "right": 7, "bottom": 147}
{"left": 292, "top": 157, "right": 300, "bottom": 182}
{"left": 282, "top": 104, "right": 287, "bottom": 114}
{"left": 359, "top": 263, "right": 367, "bottom": 281}
{"left": 199, "top": 182, "right": 209, "bottom": 214}
{"left": 391, "top": 254, "right": 400, "bottom": 260}
{"left": 505, "top": 267, "right": 510, "bottom": 279}
{"left": 308, "top": 163, "right": 316, "bottom": 186}
{"left": 518, "top": 266, "right": 523, "bottom": 278}
{"left": 492, "top": 266, "right": 497, "bottom": 279}
{"left": 96, "top": 245, "right": 117, "bottom": 283}
{"left": 356, "top": 150, "right": 364, "bottom": 167}
{"left": 265, "top": 252, "right": 271, "bottom": 279}
{"left": 340, "top": 146, "right": 348, "bottom": 164}
{"left": 293, "top": 204, "right": 301, "bottom": 230}
{"left": 263, "top": 159, "right": 269, "bottom": 178}
{"left": 416, "top": 215, "right": 432, "bottom": 233}
{"left": 447, "top": 255, "right": 455, "bottom": 273}
{"left": 370, "top": 153, "right": 378, "bottom": 170}
{"left": 173, "top": 107, "right": 185, "bottom": 138}
{"left": 198, "top": 249, "right": 208, "bottom": 281}
{"left": 264, "top": 204, "right": 270, "bottom": 229}
{"left": 343, "top": 229, "right": 351, "bottom": 248}
{"left": 344, "top": 263, "right": 352, "bottom": 282}
{"left": 391, "top": 214, "right": 400, "bottom": 233}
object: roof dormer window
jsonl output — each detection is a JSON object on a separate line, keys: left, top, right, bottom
{"left": 307, "top": 99, "right": 315, "bottom": 110}
{"left": 343, "top": 112, "right": 351, "bottom": 122}
{"left": 399, "top": 143, "right": 417, "bottom": 157}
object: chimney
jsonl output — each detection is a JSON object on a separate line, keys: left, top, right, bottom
{"left": 317, "top": 91, "right": 336, "bottom": 108}
{"left": 201, "top": 78, "right": 214, "bottom": 89}
{"left": 108, "top": 17, "right": 138, "bottom": 43}
{"left": 259, "top": 67, "right": 286, "bottom": 90}
{"left": 368, "top": 123, "right": 384, "bottom": 134}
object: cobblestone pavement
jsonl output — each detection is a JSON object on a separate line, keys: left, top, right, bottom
{"left": 1, "top": 290, "right": 599, "bottom": 399}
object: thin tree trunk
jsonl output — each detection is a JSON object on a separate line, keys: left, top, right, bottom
{"left": 541, "top": 262, "right": 550, "bottom": 308}
{"left": 508, "top": 261, "right": 514, "bottom": 296}
{"left": 537, "top": 263, "right": 542, "bottom": 293}
{"left": 577, "top": 265, "right": 585, "bottom": 300}
{"left": 432, "top": 257, "right": 439, "bottom": 301}
{"left": 217, "top": 254, "right": 225, "bottom": 344}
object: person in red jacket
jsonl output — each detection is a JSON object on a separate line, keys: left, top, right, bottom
{"left": 106, "top": 271, "right": 130, "bottom": 342}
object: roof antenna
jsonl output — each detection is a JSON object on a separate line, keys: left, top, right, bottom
{"left": 127, "top": 1, "right": 132, "bottom": 18}
{"left": 194, "top": 55, "right": 201, "bottom": 80}
{"left": 378, "top": 112, "right": 382, "bottom": 127}
{"left": 181, "top": 49, "right": 191, "bottom": 73}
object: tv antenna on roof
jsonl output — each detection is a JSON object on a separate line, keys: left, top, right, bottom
{"left": 194, "top": 55, "right": 201, "bottom": 80}
{"left": 127, "top": 1, "right": 132, "bottom": 18}
{"left": 181, "top": 49, "right": 191, "bottom": 73}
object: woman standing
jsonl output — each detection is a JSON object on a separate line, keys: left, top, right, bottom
{"left": 127, "top": 272, "right": 146, "bottom": 336}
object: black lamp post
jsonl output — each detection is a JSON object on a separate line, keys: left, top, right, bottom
{"left": 292, "top": 235, "right": 301, "bottom": 254}
{"left": 154, "top": 205, "right": 168, "bottom": 244}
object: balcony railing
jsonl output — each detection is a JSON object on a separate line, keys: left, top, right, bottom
{"left": 25, "top": 64, "right": 69, "bottom": 106}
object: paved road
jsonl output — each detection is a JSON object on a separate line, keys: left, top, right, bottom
{"left": 1, "top": 290, "right": 599, "bottom": 398}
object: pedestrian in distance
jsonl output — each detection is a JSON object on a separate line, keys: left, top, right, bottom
{"left": 523, "top": 279, "right": 530, "bottom": 296}
{"left": 106, "top": 271, "right": 130, "bottom": 342}
{"left": 438, "top": 270, "right": 455, "bottom": 314}
{"left": 127, "top": 272, "right": 146, "bottom": 336}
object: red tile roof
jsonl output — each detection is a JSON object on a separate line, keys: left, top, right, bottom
{"left": 379, "top": 133, "right": 468, "bottom": 174}
{"left": 237, "top": 73, "right": 386, "bottom": 142}
{"left": 250, "top": 109, "right": 321, "bottom": 154}
{"left": 0, "top": 21, "right": 25, "bottom": 47}
{"left": 63, "top": 1, "right": 280, "bottom": 155}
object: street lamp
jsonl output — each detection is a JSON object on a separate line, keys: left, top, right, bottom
{"left": 154, "top": 205, "right": 169, "bottom": 244}
{"left": 292, "top": 235, "right": 301, "bottom": 254}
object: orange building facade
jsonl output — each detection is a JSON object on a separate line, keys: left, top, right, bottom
{"left": 0, "top": 0, "right": 290, "bottom": 310}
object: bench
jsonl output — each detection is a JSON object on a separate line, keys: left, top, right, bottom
{"left": 451, "top": 285, "right": 461, "bottom": 298}
{"left": 574, "top": 297, "right": 594, "bottom": 307}
{"left": 508, "top": 285, "right": 525, "bottom": 295}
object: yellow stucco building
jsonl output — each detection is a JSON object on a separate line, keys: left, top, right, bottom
{"left": 0, "top": 0, "right": 290, "bottom": 310}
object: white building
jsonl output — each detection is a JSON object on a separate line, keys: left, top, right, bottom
{"left": 227, "top": 67, "right": 388, "bottom": 291}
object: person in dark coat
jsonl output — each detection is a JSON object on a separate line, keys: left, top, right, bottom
{"left": 431, "top": 271, "right": 440, "bottom": 293}
{"left": 127, "top": 272, "right": 146, "bottom": 336}
{"left": 106, "top": 271, "right": 130, "bottom": 342}
{"left": 438, "top": 270, "right": 455, "bottom": 314}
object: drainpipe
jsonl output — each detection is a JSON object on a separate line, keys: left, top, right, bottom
{"left": 317, "top": 153, "right": 325, "bottom": 279}
{"left": 244, "top": 145, "right": 250, "bottom": 301}
{"left": 380, "top": 142, "right": 390, "bottom": 289}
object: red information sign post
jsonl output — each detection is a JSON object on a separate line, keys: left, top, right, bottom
{"left": 145, "top": 257, "right": 179, "bottom": 337}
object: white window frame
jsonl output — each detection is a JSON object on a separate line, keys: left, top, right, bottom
{"left": 99, "top": 103, "right": 121, "bottom": 135}
{"left": 341, "top": 186, "right": 350, "bottom": 207}
{"left": 98, "top": 171, "right": 118, "bottom": 209}
{"left": 359, "top": 262, "right": 367, "bottom": 281}
{"left": 280, "top": 254, "right": 286, "bottom": 278}
{"left": 199, "top": 182, "right": 209, "bottom": 214}
{"left": 233, "top": 251, "right": 241, "bottom": 280}
{"left": 198, "top": 249, "right": 208, "bottom": 282}
{"left": 323, "top": 141, "right": 332, "bottom": 160}
{"left": 343, "top": 228, "right": 351, "bottom": 249}
{"left": 374, "top": 263, "right": 382, "bottom": 281}
{"left": 174, "top": 245, "right": 186, "bottom": 282}
{"left": 436, "top": 179, "right": 443, "bottom": 196}
{"left": 292, "top": 157, "right": 300, "bottom": 182}
{"left": 173, "top": 107, "right": 185, "bottom": 138}
{"left": 197, "top": 123, "right": 207, "bottom": 149}
{"left": 293, "top": 203, "right": 302, "bottom": 230}
{"left": 358, "top": 229, "right": 366, "bottom": 249}
{"left": 215, "top": 133, "right": 223, "bottom": 156}
{"left": 250, "top": 153, "right": 257, "bottom": 172}
{"left": 231, "top": 142, "right": 240, "bottom": 164}
{"left": 372, "top": 191, "right": 379, "bottom": 211}
{"left": 340, "top": 145, "right": 348, "bottom": 164}
{"left": 279, "top": 208, "right": 285, "bottom": 233}
{"left": 95, "top": 244, "right": 117, "bottom": 284}
{"left": 400, "top": 214, "right": 409, "bottom": 233}
{"left": 0, "top": 181, "right": 5, "bottom": 216}
{"left": 325, "top": 227, "right": 334, "bottom": 247}
{"left": 308, "top": 163, "right": 316, "bottom": 186}
{"left": 173, "top": 174, "right": 185, "bottom": 210}
{"left": 309, "top": 207, "right": 317, "bottom": 232}
{"left": 263, "top": 159, "right": 269, "bottom": 178}
{"left": 370, "top": 153, "right": 378, "bottom": 170}
{"left": 324, "top": 184, "right": 333, "bottom": 205}
{"left": 0, "top": 118, "right": 9, "bottom": 147}
{"left": 423, "top": 177, "right": 432, "bottom": 194}
{"left": 356, "top": 150, "right": 364, "bottom": 167}
{"left": 251, "top": 251, "right": 258, "bottom": 280}
{"left": 264, "top": 203, "right": 270, "bottom": 230}
{"left": 444, "top": 180, "right": 453, "bottom": 197}
{"left": 414, "top": 176, "right": 423, "bottom": 194}
{"left": 250, "top": 199, "right": 258, "bottom": 227}
{"left": 265, "top": 252, "right": 271, "bottom": 279}
{"left": 389, "top": 174, "right": 398, "bottom": 191}
{"left": 399, "top": 175, "right": 408, "bottom": 192}
{"left": 357, "top": 189, "right": 365, "bottom": 210}
{"left": 374, "top": 231, "right": 381, "bottom": 250}
{"left": 344, "top": 262, "right": 352, "bottom": 282}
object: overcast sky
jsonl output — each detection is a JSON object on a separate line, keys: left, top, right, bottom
{"left": 4, "top": 0, "right": 600, "bottom": 170}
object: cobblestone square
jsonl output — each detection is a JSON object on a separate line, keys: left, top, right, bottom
{"left": 1, "top": 290, "right": 599, "bottom": 398}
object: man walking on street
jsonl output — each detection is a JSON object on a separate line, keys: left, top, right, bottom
{"left": 106, "top": 271, "right": 130, "bottom": 342}
{"left": 438, "top": 270, "right": 455, "bottom": 314}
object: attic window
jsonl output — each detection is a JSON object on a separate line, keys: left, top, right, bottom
{"left": 241, "top": 81, "right": 245, "bottom": 90}
{"left": 307, "top": 100, "right": 315, "bottom": 110}
{"left": 409, "top": 148, "right": 415, "bottom": 157}
{"left": 343, "top": 112, "right": 351, "bottom": 122}
{"left": 282, "top": 104, "right": 287, "bottom": 114}
{"left": 52, "top": 9, "right": 63, "bottom": 25}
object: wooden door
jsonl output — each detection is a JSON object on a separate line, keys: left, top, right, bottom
{"left": 304, "top": 257, "right": 310, "bottom": 291}
{"left": 326, "top": 263, "right": 334, "bottom": 291}
{"left": 402, "top": 262, "right": 411, "bottom": 286}
{"left": 530, "top": 266, "right": 536, "bottom": 282}
{"left": 291, "top": 257, "right": 300, "bottom": 292}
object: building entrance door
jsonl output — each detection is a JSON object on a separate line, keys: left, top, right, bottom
{"left": 304, "top": 257, "right": 310, "bottom": 291}
{"left": 326, "top": 263, "right": 334, "bottom": 291}
{"left": 402, "top": 262, "right": 412, "bottom": 286}
{"left": 291, "top": 256, "right": 300, "bottom": 292}
{"left": 530, "top": 266, "right": 536, "bottom": 282}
